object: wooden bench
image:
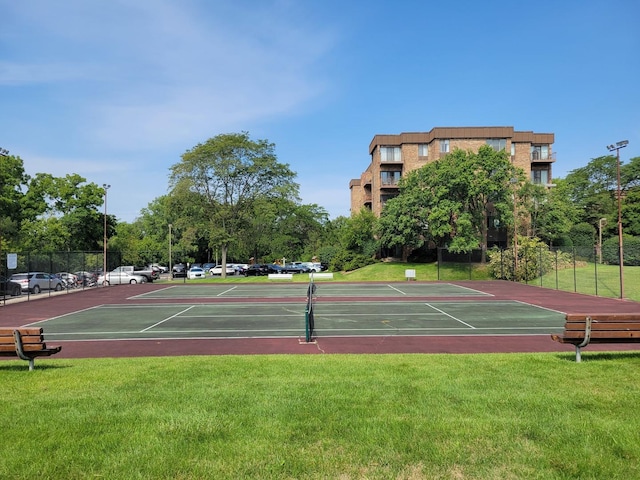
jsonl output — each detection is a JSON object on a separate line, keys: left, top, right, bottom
{"left": 551, "top": 314, "right": 640, "bottom": 362}
{"left": 0, "top": 328, "right": 62, "bottom": 370}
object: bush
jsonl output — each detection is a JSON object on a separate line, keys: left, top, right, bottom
{"left": 488, "top": 236, "right": 560, "bottom": 282}
{"left": 602, "top": 235, "right": 640, "bottom": 266}
{"left": 329, "top": 250, "right": 377, "bottom": 272}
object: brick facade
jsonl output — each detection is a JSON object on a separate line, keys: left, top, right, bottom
{"left": 350, "top": 126, "right": 555, "bottom": 217}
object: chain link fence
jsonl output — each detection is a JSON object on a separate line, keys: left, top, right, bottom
{"left": 436, "top": 242, "right": 640, "bottom": 300}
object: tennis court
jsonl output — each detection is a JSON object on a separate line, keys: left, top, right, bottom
{"left": 28, "top": 282, "right": 565, "bottom": 342}
{"left": 5, "top": 280, "right": 640, "bottom": 357}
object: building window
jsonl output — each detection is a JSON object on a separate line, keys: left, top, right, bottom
{"left": 486, "top": 139, "right": 506, "bottom": 151}
{"left": 381, "top": 171, "right": 401, "bottom": 186}
{"left": 380, "top": 146, "right": 401, "bottom": 162}
{"left": 418, "top": 144, "right": 428, "bottom": 157}
{"left": 511, "top": 143, "right": 516, "bottom": 157}
{"left": 439, "top": 139, "right": 450, "bottom": 153}
{"left": 531, "top": 167, "right": 550, "bottom": 185}
{"left": 531, "top": 145, "right": 550, "bottom": 161}
{"left": 381, "top": 194, "right": 397, "bottom": 207}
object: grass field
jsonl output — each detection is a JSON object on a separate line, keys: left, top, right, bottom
{"left": 2, "top": 353, "right": 640, "bottom": 479}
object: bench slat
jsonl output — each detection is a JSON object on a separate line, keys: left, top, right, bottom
{"left": 0, "top": 328, "right": 43, "bottom": 336}
{"left": 560, "top": 330, "right": 640, "bottom": 339}
{"left": 565, "top": 314, "right": 640, "bottom": 322}
{"left": 563, "top": 322, "right": 640, "bottom": 331}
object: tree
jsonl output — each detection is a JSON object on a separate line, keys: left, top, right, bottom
{"left": 376, "top": 195, "right": 426, "bottom": 261}
{"left": 0, "top": 154, "right": 30, "bottom": 251}
{"left": 18, "top": 173, "right": 108, "bottom": 252}
{"left": 379, "top": 145, "right": 523, "bottom": 259}
{"left": 169, "top": 132, "right": 298, "bottom": 277}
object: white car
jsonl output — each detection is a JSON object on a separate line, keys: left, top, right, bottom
{"left": 10, "top": 272, "right": 64, "bottom": 294}
{"left": 98, "top": 271, "right": 147, "bottom": 285}
{"left": 187, "top": 267, "right": 207, "bottom": 279}
{"left": 209, "top": 265, "right": 236, "bottom": 276}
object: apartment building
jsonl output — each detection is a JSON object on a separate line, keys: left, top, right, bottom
{"left": 349, "top": 126, "right": 555, "bottom": 217}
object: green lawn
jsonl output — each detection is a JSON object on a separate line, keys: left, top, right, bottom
{"left": 2, "top": 353, "right": 640, "bottom": 479}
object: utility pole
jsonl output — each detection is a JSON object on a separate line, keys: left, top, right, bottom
{"left": 606, "top": 140, "right": 628, "bottom": 299}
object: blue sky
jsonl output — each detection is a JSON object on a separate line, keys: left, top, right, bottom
{"left": 1, "top": 0, "right": 638, "bottom": 222}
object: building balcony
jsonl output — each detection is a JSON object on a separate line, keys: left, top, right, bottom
{"left": 531, "top": 151, "right": 556, "bottom": 163}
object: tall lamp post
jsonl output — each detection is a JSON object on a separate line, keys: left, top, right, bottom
{"left": 168, "top": 223, "right": 173, "bottom": 281}
{"left": 606, "top": 140, "right": 628, "bottom": 299}
{"left": 0, "top": 148, "right": 9, "bottom": 281}
{"left": 102, "top": 184, "right": 111, "bottom": 284}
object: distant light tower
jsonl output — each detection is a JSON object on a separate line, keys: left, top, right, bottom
{"left": 606, "top": 140, "right": 628, "bottom": 299}
{"left": 0, "top": 148, "right": 9, "bottom": 281}
{"left": 102, "top": 184, "right": 111, "bottom": 283}
{"left": 168, "top": 223, "right": 173, "bottom": 280}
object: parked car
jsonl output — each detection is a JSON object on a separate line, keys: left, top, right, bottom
{"left": 209, "top": 265, "right": 236, "bottom": 276}
{"left": 283, "top": 263, "right": 311, "bottom": 274}
{"left": 187, "top": 267, "right": 207, "bottom": 279}
{"left": 9, "top": 272, "right": 64, "bottom": 294}
{"left": 172, "top": 264, "right": 187, "bottom": 278}
{"left": 149, "top": 264, "right": 168, "bottom": 273}
{"left": 230, "top": 263, "right": 248, "bottom": 275}
{"left": 244, "top": 264, "right": 269, "bottom": 276}
{"left": 98, "top": 271, "right": 147, "bottom": 285}
{"left": 266, "top": 264, "right": 289, "bottom": 274}
{"left": 56, "top": 272, "right": 79, "bottom": 288}
{"left": 0, "top": 276, "right": 22, "bottom": 297}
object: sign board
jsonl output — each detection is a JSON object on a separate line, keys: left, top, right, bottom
{"left": 7, "top": 253, "right": 18, "bottom": 270}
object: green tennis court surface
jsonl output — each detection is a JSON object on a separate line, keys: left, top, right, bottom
{"left": 33, "top": 281, "right": 566, "bottom": 341}
{"left": 129, "top": 282, "right": 492, "bottom": 300}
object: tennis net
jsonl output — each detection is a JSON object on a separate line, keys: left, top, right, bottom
{"left": 304, "top": 277, "right": 317, "bottom": 342}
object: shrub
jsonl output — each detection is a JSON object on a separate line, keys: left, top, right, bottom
{"left": 602, "top": 235, "right": 640, "bottom": 266}
{"left": 488, "top": 236, "right": 561, "bottom": 282}
{"left": 329, "top": 250, "right": 377, "bottom": 272}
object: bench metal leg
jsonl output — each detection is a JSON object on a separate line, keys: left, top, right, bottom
{"left": 28, "top": 358, "right": 35, "bottom": 371}
{"left": 575, "top": 346, "right": 581, "bottom": 363}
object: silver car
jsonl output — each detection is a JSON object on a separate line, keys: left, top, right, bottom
{"left": 98, "top": 271, "right": 147, "bottom": 285}
{"left": 10, "top": 272, "right": 64, "bottom": 294}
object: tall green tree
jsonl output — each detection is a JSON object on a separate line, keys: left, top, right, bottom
{"left": 379, "top": 145, "right": 523, "bottom": 258}
{"left": 18, "top": 173, "right": 107, "bottom": 252}
{"left": 169, "top": 132, "right": 298, "bottom": 276}
{"left": 0, "top": 154, "right": 30, "bottom": 251}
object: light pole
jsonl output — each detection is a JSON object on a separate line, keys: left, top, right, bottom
{"left": 168, "top": 223, "right": 173, "bottom": 280}
{"left": 606, "top": 140, "right": 628, "bottom": 299}
{"left": 510, "top": 178, "right": 519, "bottom": 278}
{"left": 598, "top": 218, "right": 607, "bottom": 264}
{"left": 0, "top": 148, "right": 9, "bottom": 282}
{"left": 102, "top": 184, "right": 111, "bottom": 284}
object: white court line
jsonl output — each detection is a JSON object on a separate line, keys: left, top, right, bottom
{"left": 217, "top": 286, "right": 239, "bottom": 296}
{"left": 425, "top": 303, "right": 476, "bottom": 329}
{"left": 25, "top": 305, "right": 105, "bottom": 326}
{"left": 128, "top": 285, "right": 179, "bottom": 300}
{"left": 387, "top": 284, "right": 408, "bottom": 295}
{"left": 512, "top": 300, "right": 566, "bottom": 314}
{"left": 445, "top": 283, "right": 493, "bottom": 296}
{"left": 140, "top": 305, "right": 195, "bottom": 332}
